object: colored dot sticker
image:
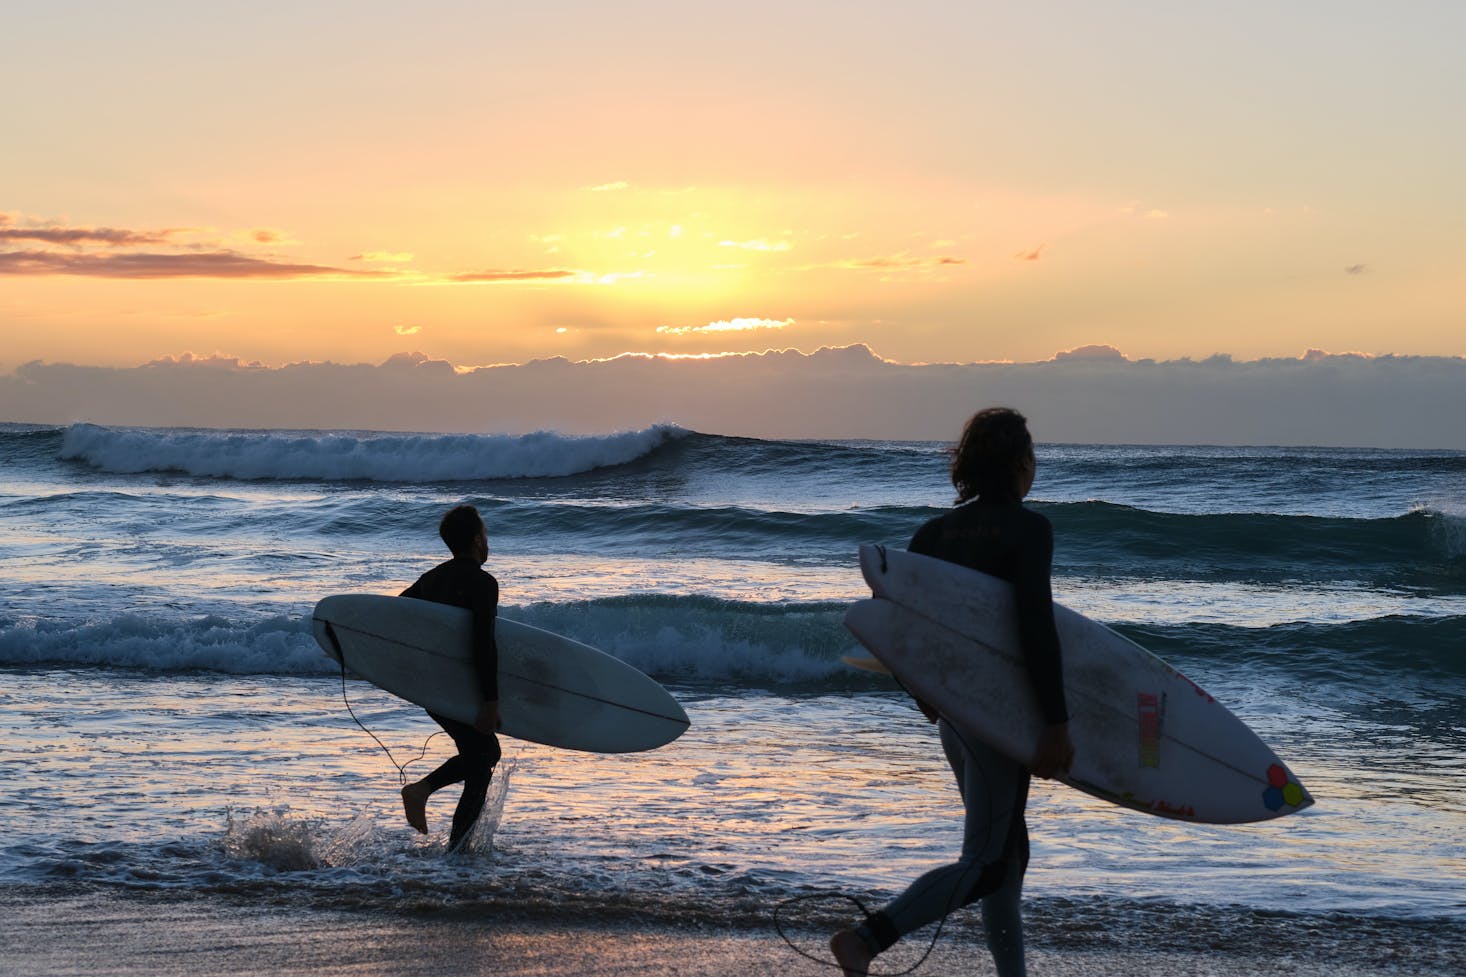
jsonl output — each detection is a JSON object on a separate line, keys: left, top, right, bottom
{"left": 1262, "top": 764, "right": 1308, "bottom": 812}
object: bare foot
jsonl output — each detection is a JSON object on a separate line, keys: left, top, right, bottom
{"left": 401, "top": 782, "right": 429, "bottom": 834}
{"left": 830, "top": 929, "right": 873, "bottom": 977}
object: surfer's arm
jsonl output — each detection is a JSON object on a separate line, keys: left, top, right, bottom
{"left": 1014, "top": 514, "right": 1074, "bottom": 775}
{"left": 1014, "top": 514, "right": 1068, "bottom": 727}
{"left": 1031, "top": 721, "right": 1074, "bottom": 779}
{"left": 470, "top": 573, "right": 500, "bottom": 726}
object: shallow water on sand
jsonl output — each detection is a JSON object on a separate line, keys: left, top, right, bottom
{"left": 2, "top": 669, "right": 1461, "bottom": 935}
{"left": 4, "top": 427, "right": 1464, "bottom": 970}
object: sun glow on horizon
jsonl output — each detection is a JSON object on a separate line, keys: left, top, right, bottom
{"left": 656, "top": 317, "right": 794, "bottom": 336}
{"left": 3, "top": 3, "right": 1464, "bottom": 376}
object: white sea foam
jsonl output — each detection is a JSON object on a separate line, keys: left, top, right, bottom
{"left": 0, "top": 602, "right": 857, "bottom": 683}
{"left": 58, "top": 423, "right": 689, "bottom": 482}
{"left": 1419, "top": 504, "right": 1466, "bottom": 560}
{"left": 0, "top": 614, "right": 332, "bottom": 674}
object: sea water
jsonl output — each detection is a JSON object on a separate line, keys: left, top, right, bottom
{"left": 1, "top": 423, "right": 1462, "bottom": 962}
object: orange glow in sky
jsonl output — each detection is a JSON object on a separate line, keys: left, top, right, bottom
{"left": 3, "top": 1, "right": 1464, "bottom": 375}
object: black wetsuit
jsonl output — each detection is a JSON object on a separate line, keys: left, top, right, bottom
{"left": 401, "top": 556, "right": 502, "bottom": 850}
{"left": 908, "top": 497, "right": 1068, "bottom": 725}
{"left": 859, "top": 495, "right": 1067, "bottom": 971}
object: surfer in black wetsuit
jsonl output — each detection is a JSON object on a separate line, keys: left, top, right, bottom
{"left": 832, "top": 407, "right": 1074, "bottom": 977}
{"left": 398, "top": 504, "right": 503, "bottom": 852}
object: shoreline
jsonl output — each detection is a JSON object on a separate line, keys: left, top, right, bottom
{"left": 6, "top": 887, "right": 1450, "bottom": 977}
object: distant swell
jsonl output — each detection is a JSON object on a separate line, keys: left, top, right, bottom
{"left": 57, "top": 423, "right": 690, "bottom": 482}
{"left": 1119, "top": 615, "right": 1466, "bottom": 680}
{"left": 0, "top": 599, "right": 858, "bottom": 683}
{"left": 3, "top": 599, "right": 1461, "bottom": 684}
{"left": 1047, "top": 501, "right": 1466, "bottom": 580}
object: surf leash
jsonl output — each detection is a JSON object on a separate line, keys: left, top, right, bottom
{"left": 771, "top": 703, "right": 999, "bottom": 975}
{"left": 324, "top": 621, "right": 441, "bottom": 785}
{"left": 773, "top": 888, "right": 955, "bottom": 976}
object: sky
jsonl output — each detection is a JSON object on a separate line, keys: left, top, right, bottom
{"left": 3, "top": 1, "right": 1464, "bottom": 442}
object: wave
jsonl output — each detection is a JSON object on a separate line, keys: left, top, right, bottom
{"left": 3, "top": 598, "right": 1461, "bottom": 684}
{"left": 307, "top": 496, "right": 1466, "bottom": 582}
{"left": 1048, "top": 501, "right": 1466, "bottom": 584}
{"left": 54, "top": 423, "right": 691, "bottom": 482}
{"left": 1122, "top": 615, "right": 1466, "bottom": 681}
{"left": 0, "top": 613, "right": 323, "bottom": 675}
{"left": 504, "top": 499, "right": 1463, "bottom": 582}
{"left": 8, "top": 478, "right": 1459, "bottom": 585}
{"left": 10, "top": 848, "right": 1461, "bottom": 962}
{"left": 14, "top": 842, "right": 1460, "bottom": 959}
{"left": 0, "top": 598, "right": 859, "bottom": 684}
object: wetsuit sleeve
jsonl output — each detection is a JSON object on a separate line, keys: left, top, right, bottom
{"left": 908, "top": 518, "right": 941, "bottom": 557}
{"left": 471, "top": 573, "right": 500, "bottom": 703}
{"left": 1014, "top": 514, "right": 1069, "bottom": 725}
{"left": 400, "top": 573, "right": 425, "bottom": 599}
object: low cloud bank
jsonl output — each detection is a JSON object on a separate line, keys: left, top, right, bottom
{"left": 3, "top": 345, "right": 1464, "bottom": 448}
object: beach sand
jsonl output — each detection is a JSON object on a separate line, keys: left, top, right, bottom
{"left": 6, "top": 889, "right": 1430, "bottom": 977}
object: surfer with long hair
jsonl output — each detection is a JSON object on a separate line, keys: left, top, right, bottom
{"left": 831, "top": 407, "right": 1074, "bottom": 977}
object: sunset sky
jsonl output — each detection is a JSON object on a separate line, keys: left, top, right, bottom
{"left": 3, "top": 0, "right": 1464, "bottom": 377}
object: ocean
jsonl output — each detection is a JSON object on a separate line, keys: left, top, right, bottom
{"left": 2, "top": 422, "right": 1463, "bottom": 971}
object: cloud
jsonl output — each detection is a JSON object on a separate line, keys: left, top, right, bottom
{"left": 8, "top": 347, "right": 1465, "bottom": 448}
{"left": 840, "top": 254, "right": 965, "bottom": 270}
{"left": 1119, "top": 203, "right": 1170, "bottom": 219}
{"left": 1301, "top": 348, "right": 1372, "bottom": 361}
{"left": 394, "top": 325, "right": 422, "bottom": 336}
{"left": 445, "top": 268, "right": 580, "bottom": 283}
{"left": 718, "top": 239, "right": 792, "bottom": 252}
{"left": 142, "top": 352, "right": 266, "bottom": 369}
{"left": 1052, "top": 344, "right": 1127, "bottom": 362}
{"left": 0, "top": 250, "right": 394, "bottom": 280}
{"left": 656, "top": 317, "right": 794, "bottom": 336}
{"left": 0, "top": 213, "right": 393, "bottom": 281}
{"left": 0, "top": 214, "right": 600, "bottom": 286}
{"left": 0, "top": 226, "right": 178, "bottom": 246}
{"left": 1345, "top": 264, "right": 1369, "bottom": 275}
{"left": 354, "top": 251, "right": 415, "bottom": 263}
{"left": 1016, "top": 245, "right": 1046, "bottom": 262}
{"left": 586, "top": 181, "right": 630, "bottom": 192}
{"left": 811, "top": 254, "right": 966, "bottom": 277}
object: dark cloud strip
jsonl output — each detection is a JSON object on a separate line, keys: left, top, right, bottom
{"left": 449, "top": 269, "right": 579, "bottom": 282}
{"left": 0, "top": 250, "right": 389, "bottom": 280}
{"left": 5, "top": 345, "right": 1465, "bottom": 448}
{"left": 0, "top": 227, "right": 176, "bottom": 246}
{"left": 849, "top": 255, "right": 965, "bottom": 269}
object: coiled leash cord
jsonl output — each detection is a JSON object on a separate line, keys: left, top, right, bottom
{"left": 323, "top": 621, "right": 441, "bottom": 785}
{"left": 772, "top": 696, "right": 998, "bottom": 976}
{"left": 773, "top": 889, "right": 954, "bottom": 977}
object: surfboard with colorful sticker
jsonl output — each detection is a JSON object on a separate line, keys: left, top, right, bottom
{"left": 844, "top": 544, "right": 1313, "bottom": 824}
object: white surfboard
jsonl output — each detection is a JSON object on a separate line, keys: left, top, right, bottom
{"left": 312, "top": 594, "right": 689, "bottom": 753}
{"left": 845, "top": 544, "right": 1313, "bottom": 824}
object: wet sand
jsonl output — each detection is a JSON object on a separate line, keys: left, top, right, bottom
{"left": 6, "top": 890, "right": 1430, "bottom": 977}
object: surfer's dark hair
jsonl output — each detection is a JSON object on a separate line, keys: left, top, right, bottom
{"left": 950, "top": 407, "right": 1034, "bottom": 504}
{"left": 439, "top": 504, "right": 484, "bottom": 555}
